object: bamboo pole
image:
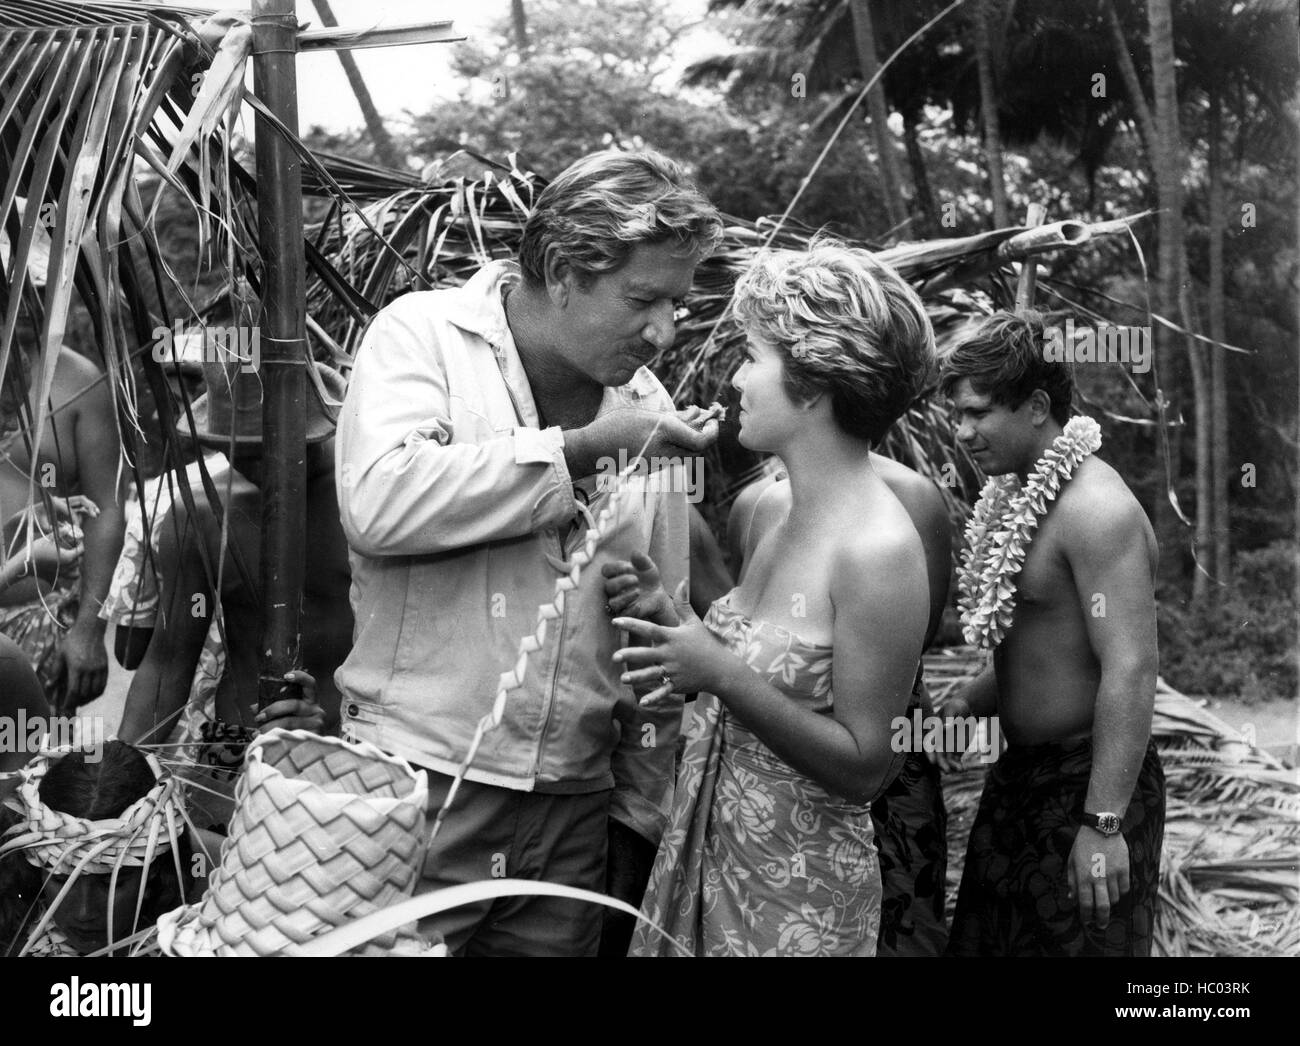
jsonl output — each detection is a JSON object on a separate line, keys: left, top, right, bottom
{"left": 251, "top": 0, "right": 308, "bottom": 710}
{"left": 1014, "top": 203, "right": 1047, "bottom": 312}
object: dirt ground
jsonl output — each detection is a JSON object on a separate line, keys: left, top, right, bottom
{"left": 1196, "top": 692, "right": 1298, "bottom": 766}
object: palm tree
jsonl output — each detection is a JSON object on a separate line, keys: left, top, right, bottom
{"left": 1147, "top": 0, "right": 1213, "bottom": 599}
{"left": 309, "top": 0, "right": 401, "bottom": 169}
{"left": 1175, "top": 0, "right": 1299, "bottom": 593}
{"left": 847, "top": 0, "right": 907, "bottom": 228}
{"left": 682, "top": 0, "right": 967, "bottom": 238}
{"left": 972, "top": 0, "right": 1009, "bottom": 226}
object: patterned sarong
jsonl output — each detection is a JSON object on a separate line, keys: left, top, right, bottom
{"left": 0, "top": 587, "right": 78, "bottom": 713}
{"left": 630, "top": 594, "right": 882, "bottom": 957}
{"left": 947, "top": 736, "right": 1165, "bottom": 957}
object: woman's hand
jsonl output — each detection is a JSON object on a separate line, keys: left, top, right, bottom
{"left": 28, "top": 523, "right": 84, "bottom": 577}
{"left": 44, "top": 495, "right": 100, "bottom": 524}
{"left": 602, "top": 551, "right": 679, "bottom": 627}
{"left": 613, "top": 587, "right": 733, "bottom": 704}
{"left": 254, "top": 669, "right": 326, "bottom": 734}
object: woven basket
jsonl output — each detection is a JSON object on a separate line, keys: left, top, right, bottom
{"left": 157, "top": 729, "right": 431, "bottom": 957}
{"left": 0, "top": 747, "right": 182, "bottom": 873}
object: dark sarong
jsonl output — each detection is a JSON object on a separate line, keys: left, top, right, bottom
{"left": 870, "top": 671, "right": 949, "bottom": 956}
{"left": 871, "top": 747, "right": 949, "bottom": 956}
{"left": 947, "top": 736, "right": 1164, "bottom": 957}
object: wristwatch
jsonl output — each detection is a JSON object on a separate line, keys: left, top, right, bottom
{"left": 1081, "top": 811, "right": 1122, "bottom": 836}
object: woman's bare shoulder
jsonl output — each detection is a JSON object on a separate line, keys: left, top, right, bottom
{"left": 828, "top": 503, "right": 927, "bottom": 604}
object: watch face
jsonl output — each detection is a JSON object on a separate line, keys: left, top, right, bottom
{"left": 1098, "top": 813, "right": 1121, "bottom": 835}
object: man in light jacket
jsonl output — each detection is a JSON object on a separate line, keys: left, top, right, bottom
{"left": 335, "top": 150, "right": 724, "bottom": 956}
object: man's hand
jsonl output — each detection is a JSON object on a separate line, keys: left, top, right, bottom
{"left": 55, "top": 622, "right": 109, "bottom": 711}
{"left": 927, "top": 693, "right": 973, "bottom": 774}
{"left": 254, "top": 669, "right": 327, "bottom": 735}
{"left": 602, "top": 551, "right": 679, "bottom": 628}
{"left": 565, "top": 405, "right": 719, "bottom": 478}
{"left": 1067, "top": 827, "right": 1130, "bottom": 929}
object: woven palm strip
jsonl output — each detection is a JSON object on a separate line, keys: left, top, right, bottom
{"left": 0, "top": 746, "right": 181, "bottom": 873}
{"left": 925, "top": 646, "right": 1300, "bottom": 957}
{"left": 157, "top": 729, "right": 431, "bottom": 957}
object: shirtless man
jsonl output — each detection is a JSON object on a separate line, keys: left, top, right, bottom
{"left": 720, "top": 450, "right": 953, "bottom": 956}
{"left": 939, "top": 311, "right": 1163, "bottom": 957}
{"left": 0, "top": 346, "right": 125, "bottom": 711}
{"left": 116, "top": 363, "right": 353, "bottom": 809}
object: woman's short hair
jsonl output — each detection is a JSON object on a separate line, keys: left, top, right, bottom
{"left": 733, "top": 238, "right": 935, "bottom": 445}
{"left": 938, "top": 310, "right": 1075, "bottom": 424}
{"left": 518, "top": 150, "right": 724, "bottom": 287}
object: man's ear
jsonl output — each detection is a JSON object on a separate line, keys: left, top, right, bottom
{"left": 1026, "top": 388, "right": 1052, "bottom": 425}
{"left": 542, "top": 245, "right": 575, "bottom": 308}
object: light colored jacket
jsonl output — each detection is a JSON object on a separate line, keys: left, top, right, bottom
{"left": 335, "top": 261, "right": 688, "bottom": 844}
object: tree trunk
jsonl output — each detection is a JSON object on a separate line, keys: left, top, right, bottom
{"left": 973, "top": 0, "right": 1009, "bottom": 228}
{"left": 310, "top": 0, "right": 401, "bottom": 170}
{"left": 1147, "top": 0, "right": 1209, "bottom": 598}
{"left": 1208, "top": 89, "right": 1230, "bottom": 593}
{"left": 510, "top": 0, "right": 529, "bottom": 51}
{"left": 901, "top": 109, "right": 936, "bottom": 237}
{"left": 1293, "top": 64, "right": 1299, "bottom": 644}
{"left": 1105, "top": 0, "right": 1159, "bottom": 161}
{"left": 847, "top": 0, "right": 907, "bottom": 232}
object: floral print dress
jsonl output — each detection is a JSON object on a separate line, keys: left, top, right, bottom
{"left": 630, "top": 593, "right": 882, "bottom": 957}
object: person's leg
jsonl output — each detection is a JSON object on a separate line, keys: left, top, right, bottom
{"left": 415, "top": 772, "right": 523, "bottom": 955}
{"left": 463, "top": 789, "right": 611, "bottom": 957}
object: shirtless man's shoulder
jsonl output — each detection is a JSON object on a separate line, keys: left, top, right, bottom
{"left": 51, "top": 348, "right": 102, "bottom": 391}
{"left": 45, "top": 349, "right": 104, "bottom": 428}
{"left": 869, "top": 454, "right": 946, "bottom": 522}
{"left": 1049, "top": 456, "right": 1158, "bottom": 572}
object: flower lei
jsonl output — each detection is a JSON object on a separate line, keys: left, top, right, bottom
{"left": 957, "top": 416, "right": 1103, "bottom": 650}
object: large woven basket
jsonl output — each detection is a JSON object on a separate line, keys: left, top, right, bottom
{"left": 157, "top": 729, "right": 431, "bottom": 956}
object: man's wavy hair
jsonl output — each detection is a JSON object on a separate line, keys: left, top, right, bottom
{"left": 733, "top": 238, "right": 935, "bottom": 445}
{"left": 938, "top": 310, "right": 1075, "bottom": 425}
{"left": 519, "top": 150, "right": 724, "bottom": 288}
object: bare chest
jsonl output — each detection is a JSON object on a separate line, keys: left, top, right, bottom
{"left": 1011, "top": 511, "right": 1075, "bottom": 611}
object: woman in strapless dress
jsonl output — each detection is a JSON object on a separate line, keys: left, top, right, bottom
{"left": 611, "top": 240, "right": 936, "bottom": 956}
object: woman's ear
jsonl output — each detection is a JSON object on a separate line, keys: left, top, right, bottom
{"left": 799, "top": 389, "right": 826, "bottom": 413}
